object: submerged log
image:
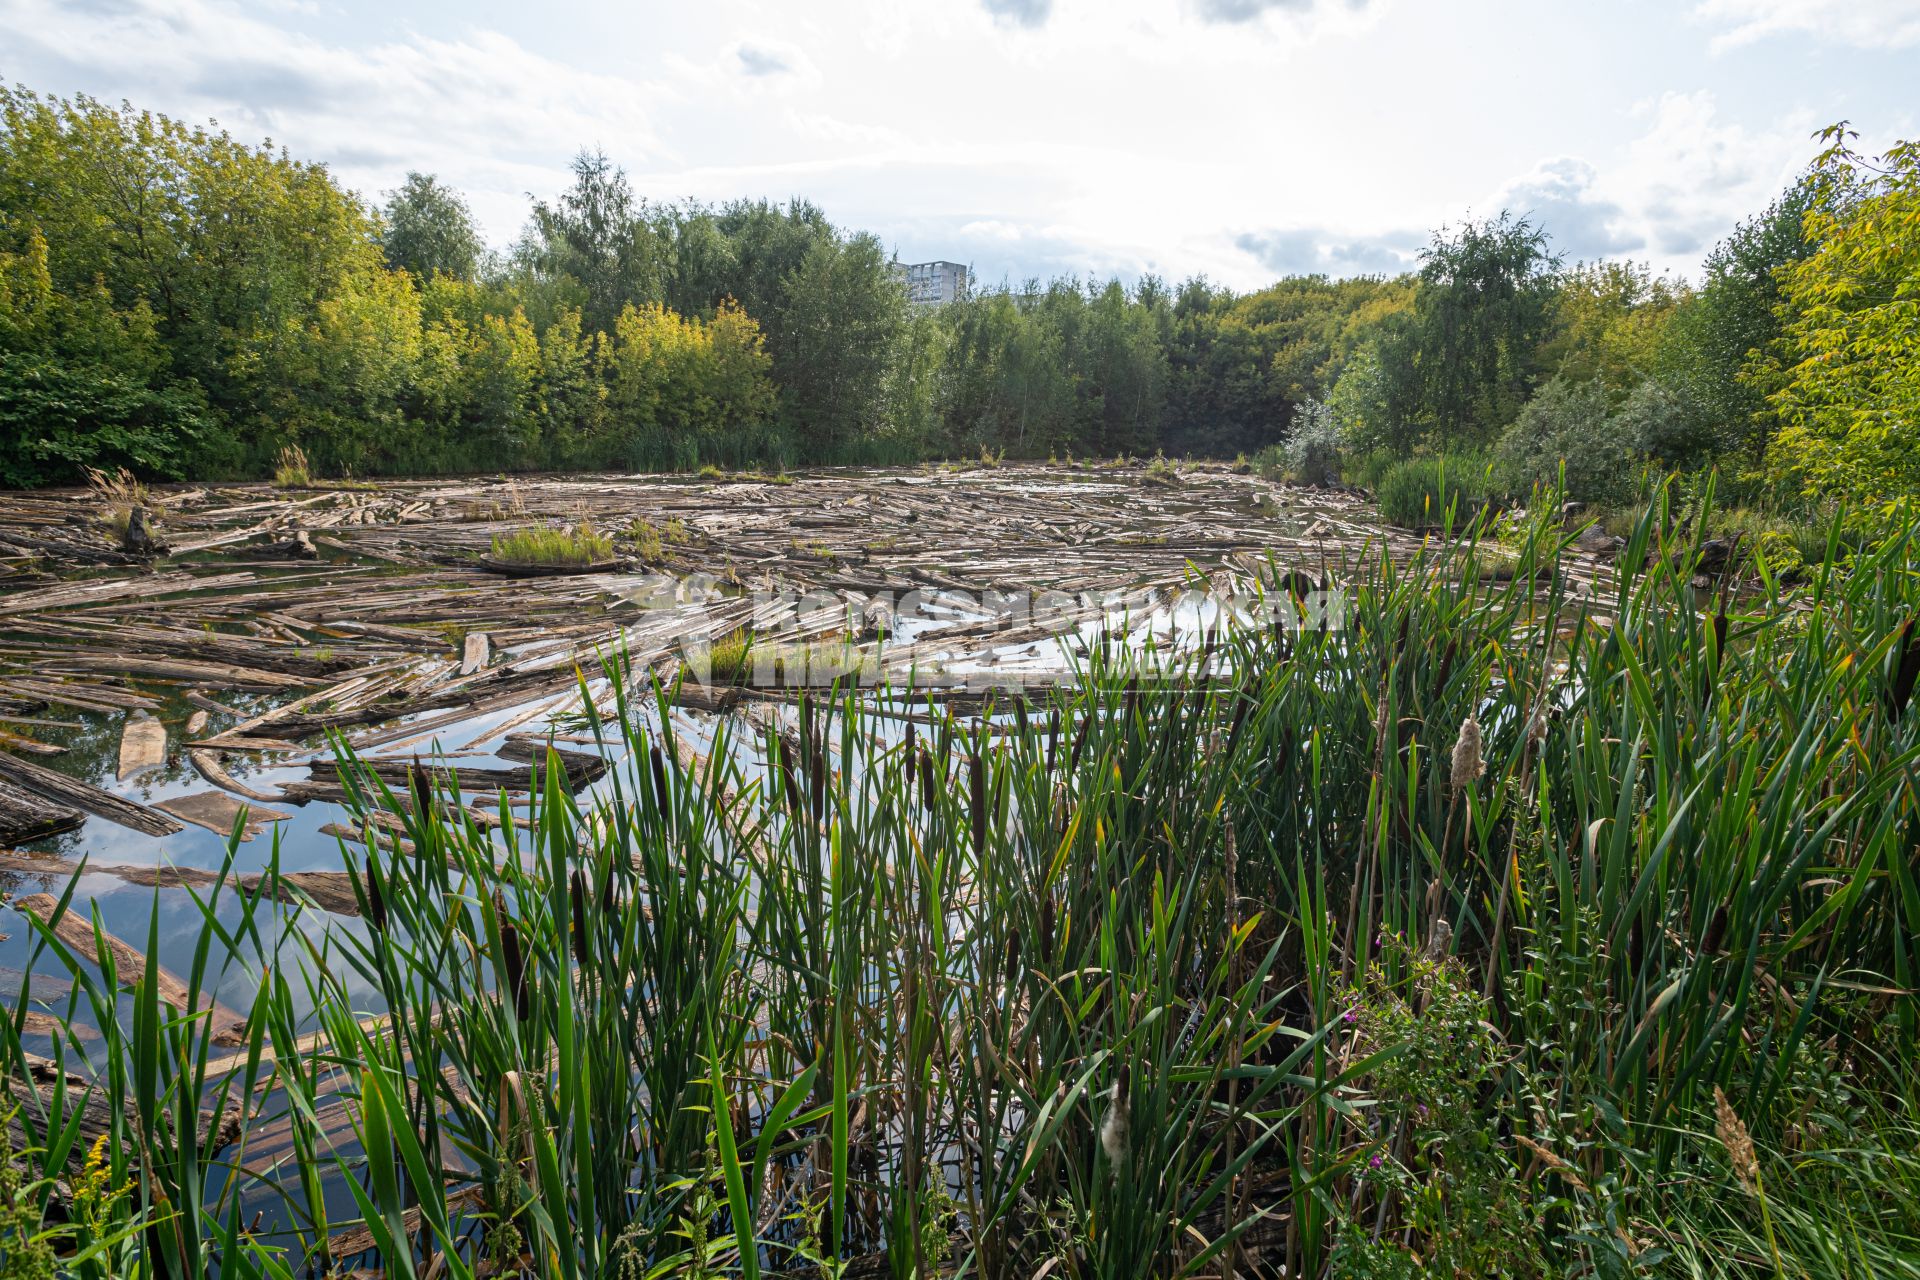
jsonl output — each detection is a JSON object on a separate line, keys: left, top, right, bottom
{"left": 5, "top": 1054, "right": 241, "bottom": 1182}
{"left": 0, "top": 850, "right": 363, "bottom": 918}
{"left": 153, "top": 791, "right": 291, "bottom": 841}
{"left": 11, "top": 894, "right": 248, "bottom": 1044}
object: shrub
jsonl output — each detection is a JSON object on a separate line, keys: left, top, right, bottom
{"left": 1614, "top": 376, "right": 1716, "bottom": 469}
{"left": 1277, "top": 397, "right": 1345, "bottom": 486}
{"left": 1495, "top": 375, "right": 1641, "bottom": 506}
{"left": 1346, "top": 448, "right": 1398, "bottom": 492}
{"left": 1375, "top": 454, "right": 1491, "bottom": 528}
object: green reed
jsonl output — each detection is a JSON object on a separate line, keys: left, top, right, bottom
{"left": 5, "top": 479, "right": 1919, "bottom": 1277}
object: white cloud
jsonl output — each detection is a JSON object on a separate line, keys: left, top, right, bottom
{"left": 1, "top": 0, "right": 1903, "bottom": 291}
{"left": 1192, "top": 0, "right": 1373, "bottom": 25}
{"left": 981, "top": 0, "right": 1053, "bottom": 28}
{"left": 959, "top": 219, "right": 1028, "bottom": 240}
{"left": 1609, "top": 91, "right": 1814, "bottom": 261}
{"left": 1233, "top": 226, "right": 1424, "bottom": 276}
{"left": 1694, "top": 0, "right": 1920, "bottom": 48}
{"left": 1492, "top": 157, "right": 1640, "bottom": 261}
{"left": 0, "top": 0, "right": 670, "bottom": 244}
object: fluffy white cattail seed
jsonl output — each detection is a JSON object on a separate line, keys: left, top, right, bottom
{"left": 1450, "top": 714, "right": 1485, "bottom": 793}
{"left": 1101, "top": 1064, "right": 1131, "bottom": 1167}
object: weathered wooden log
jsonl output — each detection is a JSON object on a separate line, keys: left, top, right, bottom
{"left": 153, "top": 791, "right": 291, "bottom": 841}
{"left": 0, "top": 781, "right": 82, "bottom": 843}
{"left": 0, "top": 850, "right": 363, "bottom": 918}
{"left": 0, "top": 751, "right": 183, "bottom": 836}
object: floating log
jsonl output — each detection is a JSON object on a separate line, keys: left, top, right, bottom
{"left": 475, "top": 556, "right": 629, "bottom": 578}
{"left": 305, "top": 747, "right": 605, "bottom": 797}
{"left": 0, "top": 751, "right": 183, "bottom": 837}
{"left": 494, "top": 736, "right": 611, "bottom": 780}
{"left": 153, "top": 791, "right": 292, "bottom": 841}
{"left": 0, "top": 782, "right": 83, "bottom": 844}
{"left": 187, "top": 748, "right": 285, "bottom": 804}
{"left": 117, "top": 713, "right": 167, "bottom": 779}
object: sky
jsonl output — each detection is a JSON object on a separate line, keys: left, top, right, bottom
{"left": 2, "top": 0, "right": 1915, "bottom": 291}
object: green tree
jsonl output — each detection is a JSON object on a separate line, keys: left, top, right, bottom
{"left": 1383, "top": 213, "right": 1561, "bottom": 451}
{"left": 0, "top": 229, "right": 207, "bottom": 485}
{"left": 380, "top": 172, "right": 484, "bottom": 281}
{"left": 525, "top": 150, "right": 665, "bottom": 335}
{"left": 777, "top": 234, "right": 906, "bottom": 451}
{"left": 1657, "top": 185, "right": 1814, "bottom": 465}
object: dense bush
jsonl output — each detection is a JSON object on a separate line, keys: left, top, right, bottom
{"left": 1494, "top": 374, "right": 1642, "bottom": 506}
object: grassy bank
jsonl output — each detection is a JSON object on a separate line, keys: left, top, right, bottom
{"left": 6, "top": 488, "right": 1919, "bottom": 1278}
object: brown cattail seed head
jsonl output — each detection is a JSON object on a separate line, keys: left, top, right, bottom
{"left": 496, "top": 892, "right": 530, "bottom": 1023}
{"left": 569, "top": 868, "right": 591, "bottom": 969}
{"left": 364, "top": 856, "right": 388, "bottom": 933}
{"left": 1450, "top": 713, "right": 1485, "bottom": 792}
{"left": 1527, "top": 708, "right": 1549, "bottom": 748}
{"left": 649, "top": 744, "right": 671, "bottom": 815}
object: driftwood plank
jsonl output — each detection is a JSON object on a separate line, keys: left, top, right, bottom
{"left": 117, "top": 713, "right": 167, "bottom": 779}
{"left": 153, "top": 791, "right": 291, "bottom": 841}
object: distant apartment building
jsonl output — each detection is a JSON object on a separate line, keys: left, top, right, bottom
{"left": 893, "top": 259, "right": 971, "bottom": 307}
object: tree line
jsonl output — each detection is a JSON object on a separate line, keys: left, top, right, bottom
{"left": 2, "top": 84, "right": 1914, "bottom": 508}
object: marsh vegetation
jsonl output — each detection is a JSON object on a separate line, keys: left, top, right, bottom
{"left": 3, "top": 481, "right": 1917, "bottom": 1277}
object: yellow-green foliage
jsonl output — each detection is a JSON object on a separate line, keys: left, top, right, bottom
{"left": 1766, "top": 130, "right": 1920, "bottom": 499}
{"left": 490, "top": 520, "right": 615, "bottom": 566}
{"left": 606, "top": 300, "right": 774, "bottom": 439}
{"left": 1542, "top": 260, "right": 1685, "bottom": 390}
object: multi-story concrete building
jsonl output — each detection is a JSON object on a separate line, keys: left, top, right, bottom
{"left": 894, "top": 259, "right": 971, "bottom": 307}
